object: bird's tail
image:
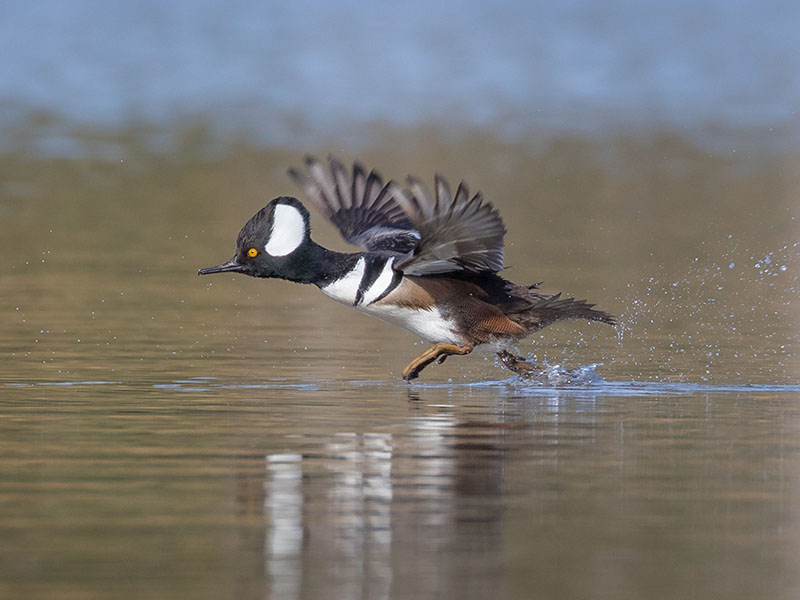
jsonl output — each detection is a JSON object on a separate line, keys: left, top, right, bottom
{"left": 507, "top": 285, "right": 616, "bottom": 333}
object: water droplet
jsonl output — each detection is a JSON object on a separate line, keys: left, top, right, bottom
{"left": 728, "top": 262, "right": 735, "bottom": 269}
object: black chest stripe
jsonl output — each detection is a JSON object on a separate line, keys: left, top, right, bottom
{"left": 369, "top": 269, "right": 403, "bottom": 305}
{"left": 355, "top": 255, "right": 386, "bottom": 306}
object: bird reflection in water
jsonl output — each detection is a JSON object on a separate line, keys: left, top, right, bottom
{"left": 259, "top": 397, "right": 518, "bottom": 599}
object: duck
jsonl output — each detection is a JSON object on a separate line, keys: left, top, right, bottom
{"left": 198, "top": 155, "right": 615, "bottom": 380}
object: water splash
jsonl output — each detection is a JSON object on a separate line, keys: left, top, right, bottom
{"left": 508, "top": 362, "right": 605, "bottom": 387}
{"left": 597, "top": 238, "right": 800, "bottom": 385}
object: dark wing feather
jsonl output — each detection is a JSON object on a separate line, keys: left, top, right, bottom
{"left": 394, "top": 174, "right": 506, "bottom": 276}
{"left": 288, "top": 156, "right": 419, "bottom": 253}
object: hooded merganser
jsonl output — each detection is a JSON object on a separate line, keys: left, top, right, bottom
{"left": 198, "top": 156, "right": 615, "bottom": 380}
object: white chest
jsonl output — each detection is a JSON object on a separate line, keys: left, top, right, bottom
{"left": 357, "top": 302, "right": 462, "bottom": 345}
{"left": 320, "top": 257, "right": 463, "bottom": 345}
{"left": 320, "top": 257, "right": 366, "bottom": 305}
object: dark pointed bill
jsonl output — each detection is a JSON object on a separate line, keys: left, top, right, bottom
{"left": 197, "top": 256, "right": 242, "bottom": 275}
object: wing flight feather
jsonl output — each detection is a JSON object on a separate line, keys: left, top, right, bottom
{"left": 288, "top": 156, "right": 506, "bottom": 275}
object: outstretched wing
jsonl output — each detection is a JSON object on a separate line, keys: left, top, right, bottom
{"left": 394, "top": 174, "right": 506, "bottom": 276}
{"left": 288, "top": 155, "right": 420, "bottom": 253}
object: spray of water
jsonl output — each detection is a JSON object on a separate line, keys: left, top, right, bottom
{"left": 518, "top": 239, "right": 799, "bottom": 386}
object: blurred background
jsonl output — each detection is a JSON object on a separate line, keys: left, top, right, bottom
{"left": 2, "top": 0, "right": 798, "bottom": 384}
{"left": 2, "top": 0, "right": 799, "bottom": 153}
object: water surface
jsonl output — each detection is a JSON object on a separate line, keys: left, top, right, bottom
{"left": 2, "top": 377, "right": 799, "bottom": 599}
{"left": 1, "top": 134, "right": 799, "bottom": 598}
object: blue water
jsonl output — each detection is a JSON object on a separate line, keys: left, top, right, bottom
{"left": 2, "top": 0, "right": 799, "bottom": 149}
{"left": 7, "top": 375, "right": 800, "bottom": 398}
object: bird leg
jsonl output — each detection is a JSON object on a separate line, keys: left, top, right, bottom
{"left": 497, "top": 350, "right": 542, "bottom": 376}
{"left": 402, "top": 343, "right": 473, "bottom": 381}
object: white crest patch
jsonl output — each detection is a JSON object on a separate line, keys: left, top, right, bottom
{"left": 320, "top": 257, "right": 366, "bottom": 305}
{"left": 361, "top": 257, "right": 396, "bottom": 306}
{"left": 265, "top": 204, "right": 306, "bottom": 256}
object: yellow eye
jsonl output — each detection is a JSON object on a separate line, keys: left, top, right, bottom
{"left": 247, "top": 248, "right": 258, "bottom": 258}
